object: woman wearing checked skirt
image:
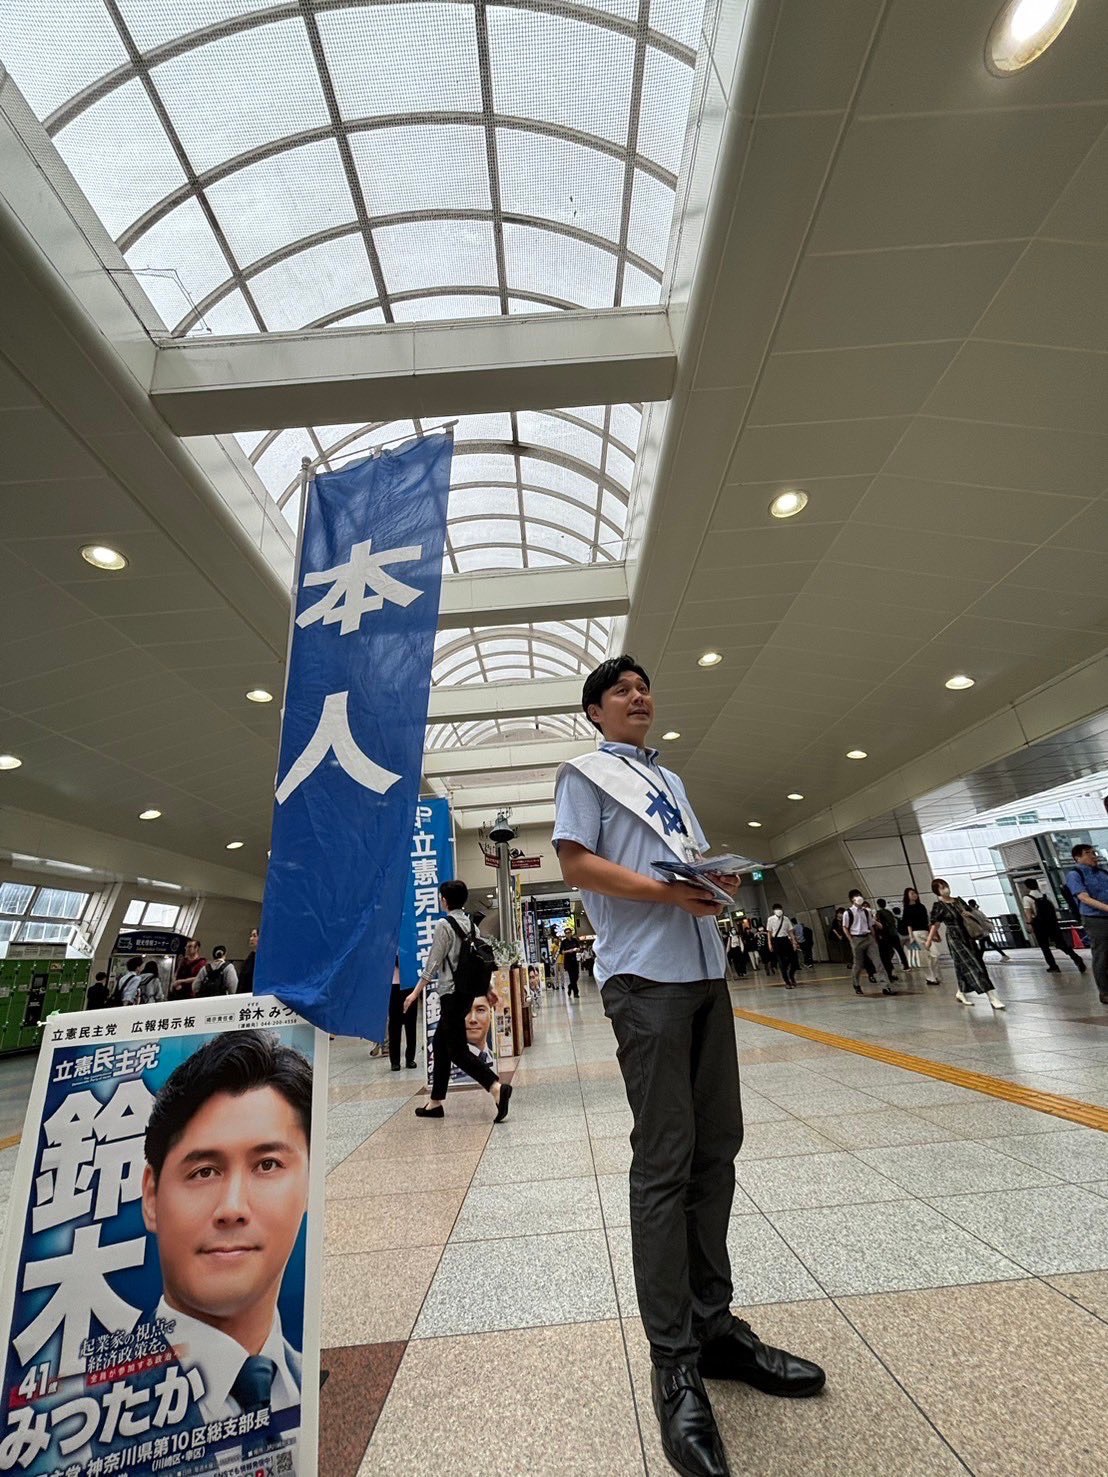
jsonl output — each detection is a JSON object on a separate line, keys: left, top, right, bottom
{"left": 925, "top": 880, "right": 1005, "bottom": 1011}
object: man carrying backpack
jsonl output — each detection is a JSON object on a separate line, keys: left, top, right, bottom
{"left": 404, "top": 878, "right": 512, "bottom": 1122}
{"left": 1022, "top": 882, "right": 1087, "bottom": 976}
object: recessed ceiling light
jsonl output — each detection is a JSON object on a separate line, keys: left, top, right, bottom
{"left": 787, "top": 793, "right": 804, "bottom": 801}
{"left": 225, "top": 841, "right": 244, "bottom": 850}
{"left": 0, "top": 754, "right": 22, "bottom": 771}
{"left": 945, "top": 674, "right": 976, "bottom": 691}
{"left": 747, "top": 820, "right": 763, "bottom": 828}
{"left": 661, "top": 730, "right": 681, "bottom": 741}
{"left": 138, "top": 809, "right": 162, "bottom": 821}
{"left": 246, "top": 688, "right": 274, "bottom": 704}
{"left": 769, "top": 489, "right": 809, "bottom": 520}
{"left": 846, "top": 749, "right": 868, "bottom": 760}
{"left": 986, "top": 0, "right": 1076, "bottom": 75}
{"left": 80, "top": 544, "right": 128, "bottom": 571}
{"left": 698, "top": 651, "right": 723, "bottom": 668}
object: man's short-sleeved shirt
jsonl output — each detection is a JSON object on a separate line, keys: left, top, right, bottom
{"left": 552, "top": 740, "right": 726, "bottom": 986}
{"left": 1065, "top": 863, "right": 1108, "bottom": 918}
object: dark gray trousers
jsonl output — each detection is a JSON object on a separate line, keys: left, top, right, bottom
{"left": 602, "top": 974, "right": 743, "bottom": 1367}
{"left": 1085, "top": 916, "right": 1108, "bottom": 1002}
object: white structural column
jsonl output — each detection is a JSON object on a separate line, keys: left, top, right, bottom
{"left": 150, "top": 309, "right": 678, "bottom": 435}
{"left": 437, "top": 564, "right": 628, "bottom": 632}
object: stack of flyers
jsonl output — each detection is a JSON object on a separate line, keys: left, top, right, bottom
{"left": 651, "top": 854, "right": 756, "bottom": 905}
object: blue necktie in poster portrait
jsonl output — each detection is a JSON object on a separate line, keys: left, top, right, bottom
{"left": 256, "top": 433, "right": 453, "bottom": 1037}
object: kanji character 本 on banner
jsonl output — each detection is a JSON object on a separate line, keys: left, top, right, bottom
{"left": 0, "top": 996, "right": 328, "bottom": 1477}
{"left": 256, "top": 433, "right": 453, "bottom": 1038}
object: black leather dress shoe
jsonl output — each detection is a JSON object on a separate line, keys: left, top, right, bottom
{"left": 699, "top": 1319, "right": 826, "bottom": 1398}
{"left": 651, "top": 1365, "right": 730, "bottom": 1477}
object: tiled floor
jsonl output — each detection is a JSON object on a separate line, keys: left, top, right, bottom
{"left": 2, "top": 957, "right": 1106, "bottom": 1473}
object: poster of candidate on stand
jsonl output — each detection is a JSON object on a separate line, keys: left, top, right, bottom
{"left": 0, "top": 997, "right": 328, "bottom": 1477}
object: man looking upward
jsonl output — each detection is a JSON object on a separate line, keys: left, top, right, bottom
{"left": 553, "top": 656, "right": 824, "bottom": 1477}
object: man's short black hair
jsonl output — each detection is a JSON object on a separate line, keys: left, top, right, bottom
{"left": 876, "top": 898, "right": 887, "bottom": 908}
{"left": 848, "top": 889, "right": 864, "bottom": 901}
{"left": 126, "top": 955, "right": 142, "bottom": 971}
{"left": 1072, "top": 843, "right": 1096, "bottom": 860}
{"left": 581, "top": 655, "right": 650, "bottom": 733}
{"left": 439, "top": 879, "right": 469, "bottom": 910}
{"left": 145, "top": 1029, "right": 312, "bottom": 1182}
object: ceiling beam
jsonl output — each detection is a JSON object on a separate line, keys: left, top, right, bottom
{"left": 446, "top": 780, "right": 556, "bottom": 809}
{"left": 423, "top": 738, "right": 592, "bottom": 779}
{"left": 149, "top": 309, "right": 677, "bottom": 435}
{"left": 428, "top": 677, "right": 582, "bottom": 724}
{"left": 455, "top": 802, "right": 556, "bottom": 830}
{"left": 437, "top": 563, "right": 627, "bottom": 631}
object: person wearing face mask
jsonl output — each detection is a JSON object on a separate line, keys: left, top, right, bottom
{"left": 842, "top": 890, "right": 893, "bottom": 996}
{"left": 925, "top": 879, "right": 1005, "bottom": 1009}
{"left": 766, "top": 906, "right": 799, "bottom": 987}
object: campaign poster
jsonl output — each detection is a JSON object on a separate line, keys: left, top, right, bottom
{"left": 0, "top": 996, "right": 328, "bottom": 1477}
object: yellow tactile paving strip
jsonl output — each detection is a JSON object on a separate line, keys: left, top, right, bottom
{"left": 734, "top": 1007, "right": 1108, "bottom": 1132}
{"left": 0, "top": 1132, "right": 21, "bottom": 1151}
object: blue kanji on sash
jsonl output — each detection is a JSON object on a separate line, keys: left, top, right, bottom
{"left": 646, "top": 788, "right": 688, "bottom": 837}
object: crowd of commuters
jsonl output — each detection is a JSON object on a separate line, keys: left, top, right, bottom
{"left": 89, "top": 929, "right": 258, "bottom": 1009}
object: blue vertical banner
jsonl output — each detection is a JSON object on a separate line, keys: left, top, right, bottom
{"left": 256, "top": 434, "right": 453, "bottom": 1038}
{"left": 397, "top": 797, "right": 455, "bottom": 993}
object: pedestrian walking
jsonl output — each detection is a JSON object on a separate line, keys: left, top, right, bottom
{"left": 405, "top": 879, "right": 512, "bottom": 1122}
{"left": 1023, "top": 883, "right": 1087, "bottom": 976}
{"left": 925, "top": 880, "right": 1005, "bottom": 1009}
{"left": 1064, "top": 844, "right": 1108, "bottom": 1006}
{"left": 561, "top": 933, "right": 582, "bottom": 997}
{"left": 725, "top": 922, "right": 747, "bottom": 979}
{"left": 875, "top": 899, "right": 908, "bottom": 977}
{"left": 388, "top": 956, "right": 417, "bottom": 1070}
{"left": 843, "top": 891, "right": 893, "bottom": 996}
{"left": 766, "top": 906, "right": 799, "bottom": 987}
{"left": 902, "top": 886, "right": 941, "bottom": 985}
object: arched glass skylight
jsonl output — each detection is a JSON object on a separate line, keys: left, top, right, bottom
{"left": 246, "top": 406, "right": 640, "bottom": 570}
{"left": 1, "top": 0, "right": 701, "bottom": 334}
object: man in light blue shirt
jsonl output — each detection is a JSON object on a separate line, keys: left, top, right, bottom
{"left": 554, "top": 656, "right": 824, "bottom": 1477}
{"left": 1065, "top": 843, "right": 1108, "bottom": 1005}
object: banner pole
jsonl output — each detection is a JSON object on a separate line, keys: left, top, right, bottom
{"left": 276, "top": 456, "right": 313, "bottom": 721}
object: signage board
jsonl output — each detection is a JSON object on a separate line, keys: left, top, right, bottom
{"left": 0, "top": 996, "right": 327, "bottom": 1477}
{"left": 112, "top": 932, "right": 188, "bottom": 958}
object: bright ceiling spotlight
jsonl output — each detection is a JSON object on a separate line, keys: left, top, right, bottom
{"left": 225, "top": 840, "right": 244, "bottom": 850}
{"left": 246, "top": 689, "right": 274, "bottom": 703}
{"left": 80, "top": 544, "right": 128, "bottom": 571}
{"left": 0, "top": 754, "right": 22, "bottom": 771}
{"left": 945, "top": 674, "right": 976, "bottom": 690}
{"left": 769, "top": 489, "right": 809, "bottom": 520}
{"left": 787, "top": 793, "right": 804, "bottom": 801}
{"left": 697, "top": 651, "right": 723, "bottom": 667}
{"left": 747, "top": 820, "right": 763, "bottom": 828}
{"left": 846, "top": 749, "right": 868, "bottom": 760}
{"left": 986, "top": 0, "right": 1077, "bottom": 74}
{"left": 138, "top": 809, "right": 162, "bottom": 820}
{"left": 661, "top": 730, "right": 681, "bottom": 740}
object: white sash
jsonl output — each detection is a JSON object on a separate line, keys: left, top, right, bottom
{"left": 559, "top": 751, "right": 703, "bottom": 864}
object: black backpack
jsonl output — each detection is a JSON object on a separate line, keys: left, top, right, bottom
{"left": 446, "top": 917, "right": 495, "bottom": 1006}
{"left": 197, "top": 961, "right": 227, "bottom": 997}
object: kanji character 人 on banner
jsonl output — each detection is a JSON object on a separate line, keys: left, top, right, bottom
{"left": 257, "top": 433, "right": 453, "bottom": 1038}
